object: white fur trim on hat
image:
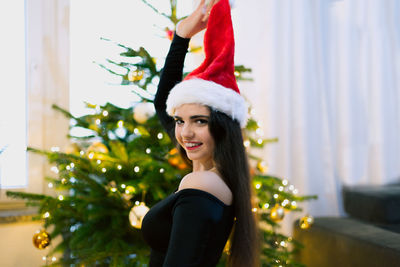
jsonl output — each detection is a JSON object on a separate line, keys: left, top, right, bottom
{"left": 166, "top": 79, "right": 248, "bottom": 128}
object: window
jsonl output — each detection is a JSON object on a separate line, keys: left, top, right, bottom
{"left": 0, "top": 0, "right": 27, "bottom": 189}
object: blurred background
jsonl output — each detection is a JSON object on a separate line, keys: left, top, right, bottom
{"left": 0, "top": 0, "right": 399, "bottom": 266}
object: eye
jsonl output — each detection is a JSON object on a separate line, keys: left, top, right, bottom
{"left": 196, "top": 119, "right": 208, "bottom": 125}
{"left": 174, "top": 119, "right": 184, "bottom": 125}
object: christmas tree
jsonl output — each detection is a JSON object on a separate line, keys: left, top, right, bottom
{"left": 7, "top": 1, "right": 316, "bottom": 266}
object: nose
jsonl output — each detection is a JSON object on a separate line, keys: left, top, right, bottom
{"left": 181, "top": 123, "right": 194, "bottom": 139}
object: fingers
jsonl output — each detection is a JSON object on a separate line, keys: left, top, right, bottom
{"left": 201, "top": 0, "right": 219, "bottom": 22}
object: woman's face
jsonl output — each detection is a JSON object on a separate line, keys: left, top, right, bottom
{"left": 174, "top": 103, "right": 215, "bottom": 167}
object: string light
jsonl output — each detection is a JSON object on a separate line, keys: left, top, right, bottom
{"left": 252, "top": 208, "right": 258, "bottom": 213}
{"left": 52, "top": 257, "right": 57, "bottom": 262}
{"left": 134, "top": 166, "right": 140, "bottom": 173}
{"left": 66, "top": 165, "right": 71, "bottom": 170}
{"left": 134, "top": 128, "right": 140, "bottom": 135}
{"left": 70, "top": 177, "right": 76, "bottom": 183}
{"left": 95, "top": 119, "right": 101, "bottom": 125}
{"left": 121, "top": 184, "right": 126, "bottom": 189}
{"left": 288, "top": 185, "right": 295, "bottom": 191}
{"left": 97, "top": 160, "right": 101, "bottom": 165}
{"left": 95, "top": 105, "right": 101, "bottom": 113}
{"left": 280, "top": 241, "right": 287, "bottom": 247}
{"left": 118, "top": 120, "right": 124, "bottom": 128}
{"left": 70, "top": 163, "right": 75, "bottom": 168}
{"left": 42, "top": 256, "right": 47, "bottom": 261}
{"left": 61, "top": 178, "right": 67, "bottom": 184}
{"left": 88, "top": 152, "right": 94, "bottom": 159}
{"left": 50, "top": 146, "right": 60, "bottom": 152}
{"left": 257, "top": 139, "right": 263, "bottom": 145}
{"left": 291, "top": 201, "right": 297, "bottom": 208}
{"left": 282, "top": 199, "right": 290, "bottom": 207}
{"left": 282, "top": 179, "right": 289, "bottom": 186}
{"left": 159, "top": 168, "right": 165, "bottom": 173}
{"left": 255, "top": 183, "right": 261, "bottom": 189}
{"left": 48, "top": 183, "right": 53, "bottom": 188}
{"left": 110, "top": 187, "right": 117, "bottom": 193}
{"left": 102, "top": 168, "right": 107, "bottom": 173}
{"left": 263, "top": 203, "right": 270, "bottom": 209}
{"left": 58, "top": 195, "right": 64, "bottom": 201}
{"left": 273, "top": 194, "right": 279, "bottom": 199}
{"left": 146, "top": 148, "right": 151, "bottom": 154}
{"left": 43, "top": 212, "right": 50, "bottom": 218}
{"left": 135, "top": 201, "right": 140, "bottom": 206}
{"left": 157, "top": 133, "right": 163, "bottom": 139}
{"left": 234, "top": 71, "right": 240, "bottom": 77}
{"left": 293, "top": 189, "right": 299, "bottom": 194}
{"left": 278, "top": 186, "right": 284, "bottom": 192}
{"left": 250, "top": 108, "right": 256, "bottom": 116}
{"left": 243, "top": 140, "right": 250, "bottom": 147}
{"left": 102, "top": 110, "right": 108, "bottom": 116}
{"left": 50, "top": 166, "right": 59, "bottom": 174}
{"left": 80, "top": 150, "right": 84, "bottom": 155}
{"left": 117, "top": 165, "right": 122, "bottom": 170}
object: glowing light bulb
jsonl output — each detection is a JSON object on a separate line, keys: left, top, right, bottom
{"left": 121, "top": 184, "right": 126, "bottom": 189}
{"left": 88, "top": 152, "right": 94, "bottom": 159}
{"left": 255, "top": 183, "right": 261, "bottom": 189}
{"left": 118, "top": 120, "right": 124, "bottom": 128}
{"left": 95, "top": 119, "right": 101, "bottom": 125}
{"left": 97, "top": 160, "right": 101, "bottom": 165}
{"left": 134, "top": 128, "right": 140, "bottom": 135}
{"left": 102, "top": 110, "right": 108, "bottom": 116}
{"left": 243, "top": 140, "right": 250, "bottom": 147}
{"left": 257, "top": 139, "right": 263, "bottom": 145}
{"left": 134, "top": 166, "right": 140, "bottom": 173}
{"left": 157, "top": 133, "right": 163, "bottom": 139}
{"left": 117, "top": 165, "right": 122, "bottom": 170}
{"left": 58, "top": 195, "right": 64, "bottom": 201}
{"left": 264, "top": 203, "right": 270, "bottom": 209}
{"left": 282, "top": 179, "right": 288, "bottom": 186}
{"left": 273, "top": 194, "right": 279, "bottom": 199}
{"left": 80, "top": 150, "right": 84, "bottom": 155}
{"left": 51, "top": 146, "right": 60, "bottom": 152}
{"left": 43, "top": 212, "right": 50, "bottom": 218}
{"left": 102, "top": 168, "right": 106, "bottom": 173}
{"left": 48, "top": 183, "right": 53, "bottom": 188}
{"left": 159, "top": 168, "right": 165, "bottom": 173}
{"left": 50, "top": 166, "right": 59, "bottom": 174}
{"left": 146, "top": 148, "right": 151, "bottom": 154}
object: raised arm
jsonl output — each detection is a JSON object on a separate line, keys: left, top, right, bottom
{"left": 154, "top": 0, "right": 218, "bottom": 140}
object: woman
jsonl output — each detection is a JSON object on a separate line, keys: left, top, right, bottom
{"left": 141, "top": 0, "right": 259, "bottom": 266}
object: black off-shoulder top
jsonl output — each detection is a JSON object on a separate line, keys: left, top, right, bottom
{"left": 141, "top": 33, "right": 234, "bottom": 267}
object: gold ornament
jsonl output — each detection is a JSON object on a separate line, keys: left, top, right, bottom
{"left": 65, "top": 143, "right": 81, "bottom": 154}
{"left": 129, "top": 202, "right": 150, "bottom": 229}
{"left": 33, "top": 229, "right": 51, "bottom": 249}
{"left": 128, "top": 69, "right": 144, "bottom": 82}
{"left": 87, "top": 142, "right": 108, "bottom": 154}
{"left": 168, "top": 148, "right": 189, "bottom": 170}
{"left": 133, "top": 102, "right": 156, "bottom": 123}
{"left": 257, "top": 161, "right": 268, "bottom": 173}
{"left": 299, "top": 215, "right": 314, "bottom": 229}
{"left": 270, "top": 204, "right": 285, "bottom": 222}
{"left": 125, "top": 185, "right": 136, "bottom": 194}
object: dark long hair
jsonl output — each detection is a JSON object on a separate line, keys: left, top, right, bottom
{"left": 177, "top": 108, "right": 259, "bottom": 266}
{"left": 208, "top": 109, "right": 259, "bottom": 267}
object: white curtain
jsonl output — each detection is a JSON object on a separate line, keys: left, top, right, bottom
{"left": 233, "top": 0, "right": 400, "bottom": 218}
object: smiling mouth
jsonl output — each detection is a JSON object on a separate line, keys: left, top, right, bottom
{"left": 184, "top": 142, "right": 203, "bottom": 150}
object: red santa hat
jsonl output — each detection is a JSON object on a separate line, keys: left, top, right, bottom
{"left": 166, "top": 0, "right": 248, "bottom": 128}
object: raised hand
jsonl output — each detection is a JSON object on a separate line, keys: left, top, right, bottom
{"left": 176, "top": 0, "right": 220, "bottom": 39}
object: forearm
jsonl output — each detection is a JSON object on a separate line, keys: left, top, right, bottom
{"left": 154, "top": 33, "right": 190, "bottom": 136}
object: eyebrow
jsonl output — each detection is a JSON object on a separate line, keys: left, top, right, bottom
{"left": 173, "top": 115, "right": 210, "bottom": 120}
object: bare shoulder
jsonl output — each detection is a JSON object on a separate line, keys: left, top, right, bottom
{"left": 178, "top": 171, "right": 233, "bottom": 206}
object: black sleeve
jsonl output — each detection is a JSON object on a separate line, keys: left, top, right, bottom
{"left": 154, "top": 33, "right": 191, "bottom": 141}
{"left": 162, "top": 193, "right": 222, "bottom": 267}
